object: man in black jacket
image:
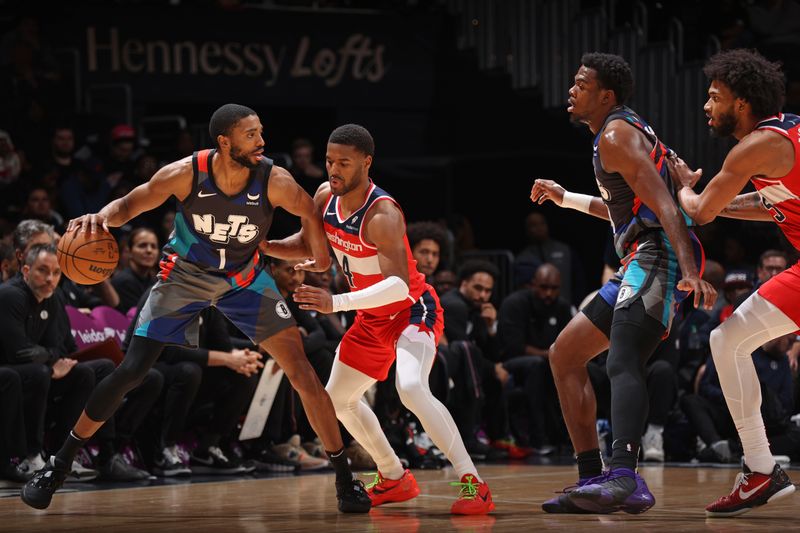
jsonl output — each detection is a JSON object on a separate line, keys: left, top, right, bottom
{"left": 498, "top": 263, "right": 575, "bottom": 450}
{"left": 0, "top": 243, "right": 159, "bottom": 481}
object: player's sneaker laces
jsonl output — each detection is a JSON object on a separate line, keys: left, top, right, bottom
{"left": 20, "top": 456, "right": 69, "bottom": 510}
{"left": 542, "top": 477, "right": 596, "bottom": 513}
{"left": 450, "top": 474, "right": 495, "bottom": 515}
{"left": 336, "top": 474, "right": 372, "bottom": 513}
{"left": 365, "top": 469, "right": 420, "bottom": 506}
{"left": 705, "top": 463, "right": 795, "bottom": 517}
{"left": 567, "top": 467, "right": 655, "bottom": 514}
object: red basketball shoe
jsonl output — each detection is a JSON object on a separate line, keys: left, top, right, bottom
{"left": 450, "top": 474, "right": 495, "bottom": 515}
{"left": 706, "top": 463, "right": 795, "bottom": 517}
{"left": 366, "top": 469, "right": 420, "bottom": 507}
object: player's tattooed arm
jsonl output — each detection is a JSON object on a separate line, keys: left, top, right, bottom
{"left": 719, "top": 192, "right": 773, "bottom": 221}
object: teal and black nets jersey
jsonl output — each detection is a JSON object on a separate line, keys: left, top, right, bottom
{"left": 164, "top": 149, "right": 275, "bottom": 273}
{"left": 593, "top": 106, "right": 692, "bottom": 258}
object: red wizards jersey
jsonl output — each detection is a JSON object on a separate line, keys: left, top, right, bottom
{"left": 751, "top": 113, "right": 800, "bottom": 251}
{"left": 323, "top": 181, "right": 426, "bottom": 318}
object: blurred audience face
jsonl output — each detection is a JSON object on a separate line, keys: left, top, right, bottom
{"left": 702, "top": 259, "right": 725, "bottom": 292}
{"left": 161, "top": 210, "right": 176, "bottom": 240}
{"left": 135, "top": 154, "right": 158, "bottom": 182}
{"left": 16, "top": 231, "right": 54, "bottom": 266}
{"left": 2, "top": 254, "right": 18, "bottom": 280}
{"left": 52, "top": 128, "right": 75, "bottom": 158}
{"left": 23, "top": 250, "right": 60, "bottom": 301}
{"left": 757, "top": 254, "right": 787, "bottom": 283}
{"left": 129, "top": 230, "right": 159, "bottom": 270}
{"left": 460, "top": 271, "right": 494, "bottom": 307}
{"left": 304, "top": 267, "right": 333, "bottom": 290}
{"left": 271, "top": 259, "right": 305, "bottom": 296}
{"left": 434, "top": 269, "right": 457, "bottom": 295}
{"left": 175, "top": 130, "right": 194, "bottom": 157}
{"left": 532, "top": 264, "right": 561, "bottom": 306}
{"left": 326, "top": 142, "right": 372, "bottom": 197}
{"left": 26, "top": 189, "right": 51, "bottom": 218}
{"left": 292, "top": 144, "right": 314, "bottom": 173}
{"left": 412, "top": 238, "right": 440, "bottom": 276}
{"left": 111, "top": 140, "right": 135, "bottom": 162}
{"left": 525, "top": 212, "right": 549, "bottom": 243}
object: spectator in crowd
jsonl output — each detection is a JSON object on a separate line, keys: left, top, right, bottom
{"left": 0, "top": 243, "right": 160, "bottom": 481}
{"left": 0, "top": 366, "right": 30, "bottom": 483}
{"left": 0, "top": 129, "right": 22, "bottom": 187}
{"left": 290, "top": 138, "right": 324, "bottom": 186}
{"left": 111, "top": 228, "right": 158, "bottom": 313}
{"left": 21, "top": 186, "right": 64, "bottom": 232}
{"left": 0, "top": 240, "right": 18, "bottom": 281}
{"left": 407, "top": 221, "right": 448, "bottom": 280}
{"left": 35, "top": 126, "right": 79, "bottom": 188}
{"left": 440, "top": 259, "right": 510, "bottom": 459}
{"left": 58, "top": 158, "right": 113, "bottom": 222}
{"left": 102, "top": 124, "right": 139, "bottom": 185}
{"left": 498, "top": 263, "right": 575, "bottom": 452}
{"left": 517, "top": 212, "right": 581, "bottom": 304}
{"left": 433, "top": 268, "right": 457, "bottom": 297}
{"left": 682, "top": 333, "right": 797, "bottom": 463}
{"left": 122, "top": 299, "right": 263, "bottom": 476}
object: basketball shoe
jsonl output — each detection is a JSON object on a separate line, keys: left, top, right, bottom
{"left": 366, "top": 469, "right": 420, "bottom": 506}
{"left": 20, "top": 456, "right": 70, "bottom": 510}
{"left": 567, "top": 468, "right": 655, "bottom": 514}
{"left": 705, "top": 463, "right": 795, "bottom": 517}
{"left": 336, "top": 474, "right": 372, "bottom": 513}
{"left": 450, "top": 474, "right": 495, "bottom": 515}
{"left": 542, "top": 478, "right": 595, "bottom": 513}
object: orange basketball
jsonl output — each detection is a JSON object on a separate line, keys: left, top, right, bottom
{"left": 57, "top": 228, "right": 119, "bottom": 285}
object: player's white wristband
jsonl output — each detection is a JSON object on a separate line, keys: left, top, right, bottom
{"left": 331, "top": 275, "right": 410, "bottom": 312}
{"left": 561, "top": 191, "right": 594, "bottom": 214}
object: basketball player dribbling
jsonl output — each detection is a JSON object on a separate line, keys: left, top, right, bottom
{"left": 264, "top": 124, "right": 494, "bottom": 514}
{"left": 671, "top": 49, "right": 797, "bottom": 517}
{"left": 21, "top": 104, "right": 371, "bottom": 513}
{"left": 530, "top": 52, "right": 716, "bottom": 514}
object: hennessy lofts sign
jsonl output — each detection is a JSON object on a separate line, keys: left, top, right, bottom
{"left": 44, "top": 8, "right": 437, "bottom": 106}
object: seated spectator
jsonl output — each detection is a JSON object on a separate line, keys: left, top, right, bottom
{"left": 111, "top": 227, "right": 158, "bottom": 313}
{"left": 124, "top": 296, "right": 263, "bottom": 476}
{"left": 0, "top": 240, "right": 18, "bottom": 281}
{"left": 0, "top": 244, "right": 160, "bottom": 481}
{"left": 0, "top": 129, "right": 22, "bottom": 187}
{"left": 58, "top": 159, "right": 113, "bottom": 222}
{"left": 407, "top": 221, "right": 448, "bottom": 280}
{"left": 289, "top": 137, "right": 324, "bottom": 193}
{"left": 439, "top": 260, "right": 511, "bottom": 459}
{"left": 0, "top": 366, "right": 34, "bottom": 483}
{"left": 682, "top": 334, "right": 797, "bottom": 463}
{"left": 498, "top": 263, "right": 575, "bottom": 451}
{"left": 21, "top": 187, "right": 64, "bottom": 233}
{"left": 433, "top": 268, "right": 457, "bottom": 297}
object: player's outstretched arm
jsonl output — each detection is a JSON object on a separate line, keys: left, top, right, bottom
{"left": 530, "top": 179, "right": 609, "bottom": 221}
{"left": 601, "top": 123, "right": 716, "bottom": 309}
{"left": 68, "top": 158, "right": 193, "bottom": 233}
{"left": 676, "top": 131, "right": 793, "bottom": 225}
{"left": 266, "top": 168, "right": 331, "bottom": 272}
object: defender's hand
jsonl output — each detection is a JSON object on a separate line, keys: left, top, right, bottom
{"left": 676, "top": 275, "right": 716, "bottom": 310}
{"left": 531, "top": 179, "right": 566, "bottom": 206}
{"left": 293, "top": 284, "right": 333, "bottom": 313}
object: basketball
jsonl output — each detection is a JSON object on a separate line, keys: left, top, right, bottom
{"left": 57, "top": 227, "right": 119, "bottom": 285}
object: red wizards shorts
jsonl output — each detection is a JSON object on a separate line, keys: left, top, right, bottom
{"left": 338, "top": 285, "right": 444, "bottom": 381}
{"left": 758, "top": 261, "right": 800, "bottom": 326}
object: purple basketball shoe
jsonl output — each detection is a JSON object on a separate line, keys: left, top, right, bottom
{"left": 566, "top": 468, "right": 655, "bottom": 514}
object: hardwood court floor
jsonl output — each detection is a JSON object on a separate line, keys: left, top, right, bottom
{"left": 0, "top": 464, "right": 796, "bottom": 532}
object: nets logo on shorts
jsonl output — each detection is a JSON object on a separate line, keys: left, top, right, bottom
{"left": 617, "top": 285, "right": 634, "bottom": 303}
{"left": 275, "top": 301, "right": 292, "bottom": 319}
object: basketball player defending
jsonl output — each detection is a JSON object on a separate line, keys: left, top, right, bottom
{"left": 265, "top": 124, "right": 494, "bottom": 515}
{"left": 670, "top": 49, "right": 797, "bottom": 517}
{"left": 21, "top": 104, "right": 371, "bottom": 513}
{"left": 530, "top": 53, "right": 716, "bottom": 514}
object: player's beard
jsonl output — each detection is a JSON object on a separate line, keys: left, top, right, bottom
{"left": 230, "top": 144, "right": 260, "bottom": 169}
{"left": 709, "top": 109, "right": 737, "bottom": 138}
{"left": 330, "top": 167, "right": 362, "bottom": 196}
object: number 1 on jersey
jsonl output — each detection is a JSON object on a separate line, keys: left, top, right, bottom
{"left": 342, "top": 255, "right": 355, "bottom": 288}
{"left": 217, "top": 248, "right": 227, "bottom": 270}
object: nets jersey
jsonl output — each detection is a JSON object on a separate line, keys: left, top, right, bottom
{"left": 593, "top": 106, "right": 692, "bottom": 257}
{"left": 323, "top": 182, "right": 426, "bottom": 317}
{"left": 751, "top": 113, "right": 800, "bottom": 251}
{"left": 164, "top": 149, "right": 275, "bottom": 273}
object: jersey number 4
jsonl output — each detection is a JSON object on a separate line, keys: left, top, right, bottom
{"left": 341, "top": 255, "right": 355, "bottom": 288}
